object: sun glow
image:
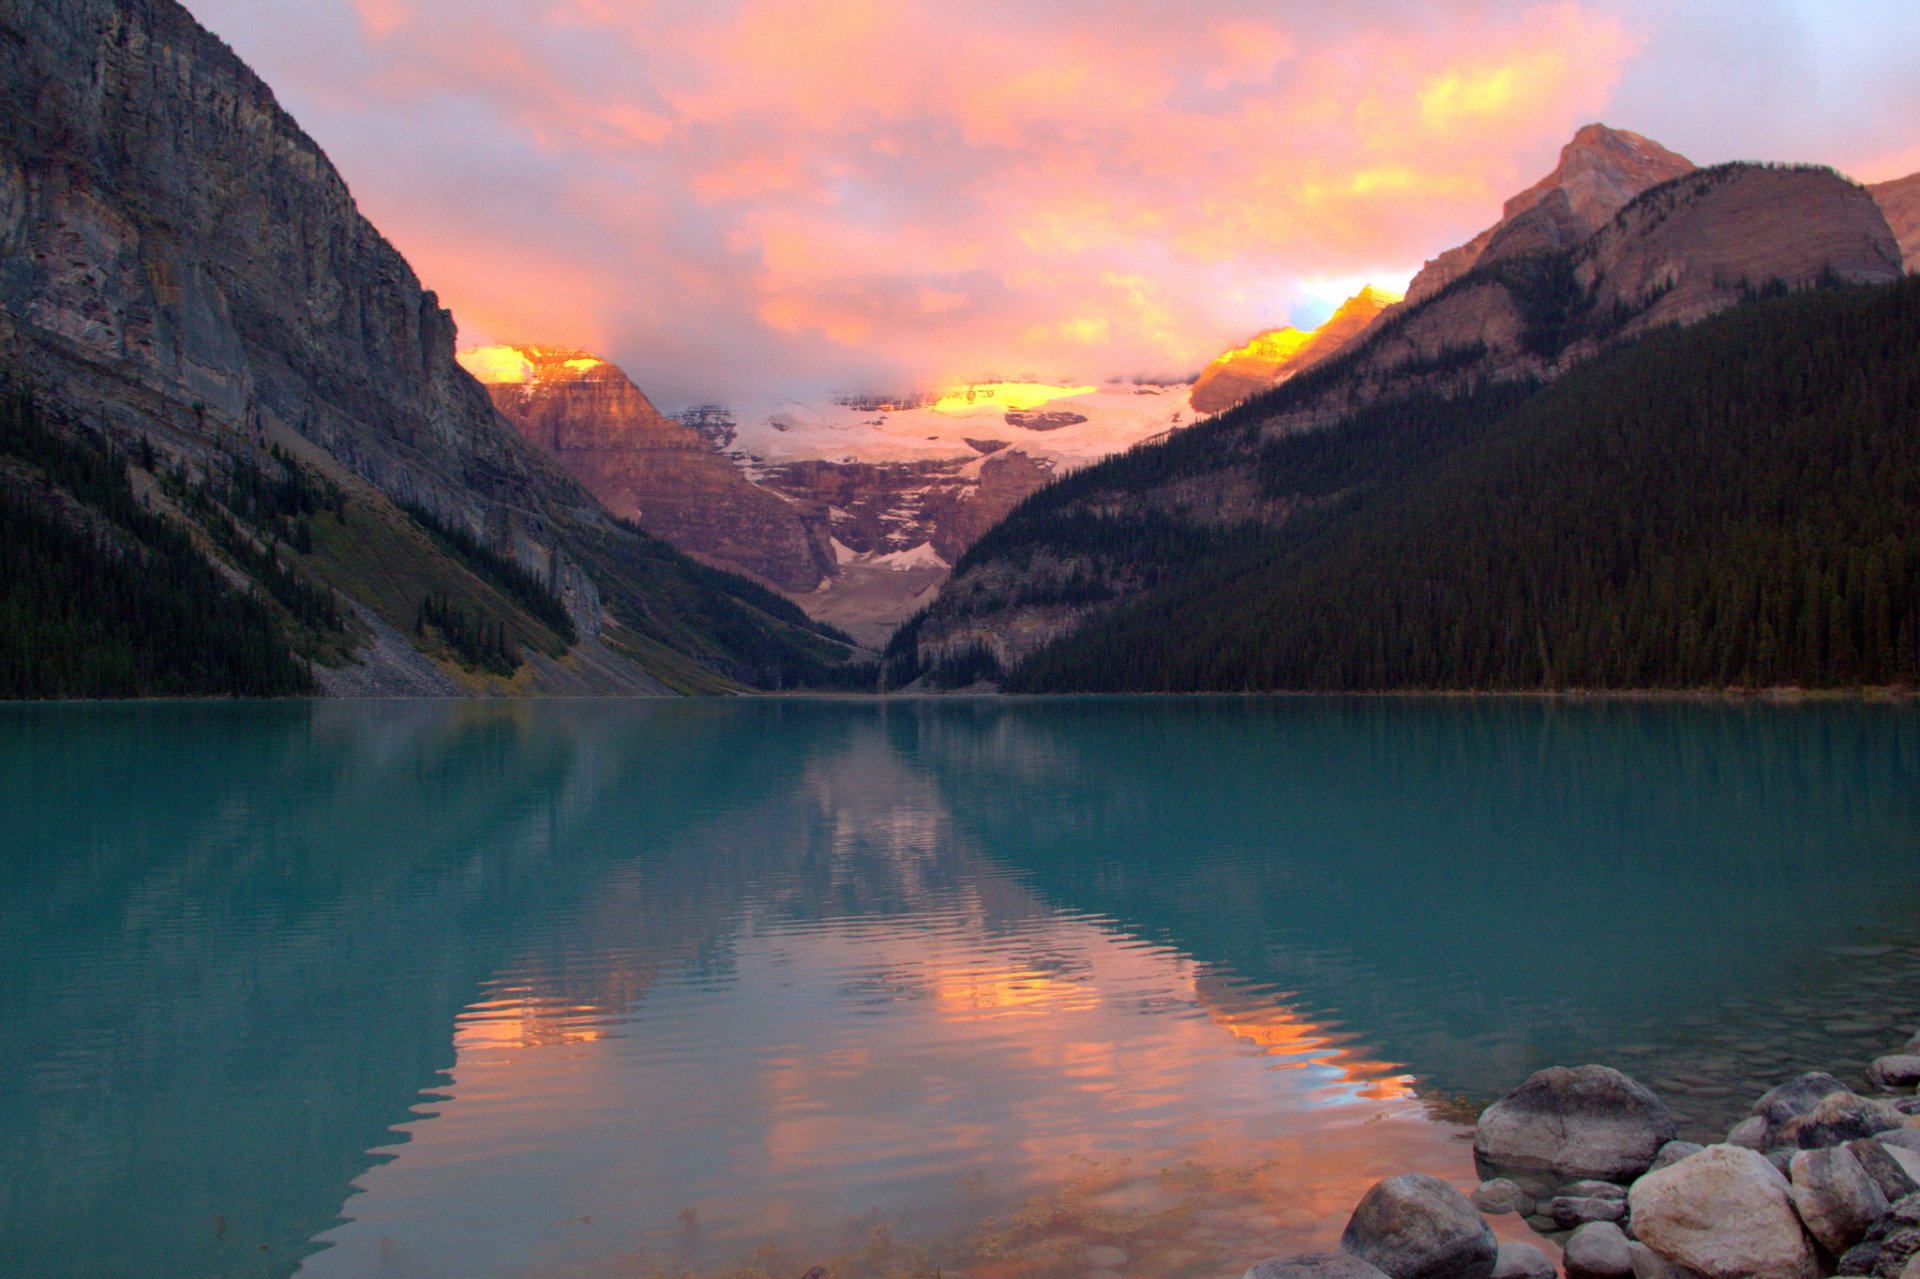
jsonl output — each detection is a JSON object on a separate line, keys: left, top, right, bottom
{"left": 932, "top": 382, "right": 1098, "bottom": 415}
{"left": 456, "top": 343, "right": 536, "bottom": 385}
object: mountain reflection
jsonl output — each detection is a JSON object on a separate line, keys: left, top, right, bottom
{"left": 2, "top": 699, "right": 1917, "bottom": 1279}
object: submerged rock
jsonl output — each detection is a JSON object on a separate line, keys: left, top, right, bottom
{"left": 1341, "top": 1174, "right": 1498, "bottom": 1279}
{"left": 1791, "top": 1146, "right": 1891, "bottom": 1255}
{"left": 1245, "top": 1253, "right": 1391, "bottom": 1279}
{"left": 1475, "top": 1066, "right": 1677, "bottom": 1184}
{"left": 1627, "top": 1145, "right": 1817, "bottom": 1279}
{"left": 1490, "top": 1242, "right": 1556, "bottom": 1279}
{"left": 1550, "top": 1194, "right": 1628, "bottom": 1230}
{"left": 1565, "top": 1222, "right": 1634, "bottom": 1279}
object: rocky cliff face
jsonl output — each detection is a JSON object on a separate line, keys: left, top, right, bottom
{"left": 465, "top": 345, "right": 835, "bottom": 593}
{"left": 1871, "top": 173, "right": 1920, "bottom": 270}
{"left": 1403, "top": 125, "right": 1697, "bottom": 306}
{"left": 1189, "top": 286, "right": 1398, "bottom": 415}
{"left": 0, "top": 0, "right": 854, "bottom": 691}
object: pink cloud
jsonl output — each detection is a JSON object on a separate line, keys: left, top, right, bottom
{"left": 184, "top": 0, "right": 1920, "bottom": 406}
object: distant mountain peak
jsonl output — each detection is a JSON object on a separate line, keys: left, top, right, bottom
{"left": 1190, "top": 285, "right": 1401, "bottom": 415}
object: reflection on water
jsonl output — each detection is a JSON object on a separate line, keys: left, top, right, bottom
{"left": 1, "top": 699, "right": 1916, "bottom": 1279}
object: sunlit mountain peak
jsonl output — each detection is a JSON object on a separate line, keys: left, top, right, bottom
{"left": 932, "top": 382, "right": 1099, "bottom": 415}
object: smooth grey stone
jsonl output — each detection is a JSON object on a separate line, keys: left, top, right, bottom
{"left": 1729, "top": 1117, "right": 1769, "bottom": 1150}
{"left": 1627, "top": 1241, "right": 1704, "bottom": 1279}
{"left": 1871, "top": 1058, "right": 1920, "bottom": 1091}
{"left": 1882, "top": 1131, "right": 1920, "bottom": 1154}
{"left": 1551, "top": 1195, "right": 1629, "bottom": 1229}
{"left": 1628, "top": 1145, "right": 1817, "bottom": 1279}
{"left": 1754, "top": 1073, "right": 1850, "bottom": 1130}
{"left": 1847, "top": 1139, "right": 1920, "bottom": 1204}
{"left": 1653, "top": 1141, "right": 1707, "bottom": 1172}
{"left": 1792, "top": 1146, "right": 1891, "bottom": 1255}
{"left": 1777, "top": 1092, "right": 1909, "bottom": 1149}
{"left": 1476, "top": 1066, "right": 1677, "bottom": 1184}
{"left": 1472, "top": 1178, "right": 1526, "bottom": 1216}
{"left": 1245, "top": 1253, "right": 1391, "bottom": 1279}
{"left": 1341, "top": 1174, "right": 1498, "bottom": 1279}
{"left": 1490, "top": 1242, "right": 1556, "bottom": 1279}
{"left": 1565, "top": 1222, "right": 1634, "bottom": 1279}
{"left": 1564, "top": 1180, "right": 1630, "bottom": 1202}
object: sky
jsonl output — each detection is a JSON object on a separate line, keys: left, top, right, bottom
{"left": 186, "top": 0, "right": 1920, "bottom": 408}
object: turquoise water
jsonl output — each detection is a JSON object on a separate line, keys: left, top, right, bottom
{"left": 2, "top": 699, "right": 1917, "bottom": 1279}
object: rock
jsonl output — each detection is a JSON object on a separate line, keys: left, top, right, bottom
{"left": 1565, "top": 1222, "right": 1634, "bottom": 1279}
{"left": 1564, "top": 1181, "right": 1629, "bottom": 1201}
{"left": 1475, "top": 1067, "right": 1678, "bottom": 1184}
{"left": 1654, "top": 1142, "right": 1707, "bottom": 1171}
{"left": 1551, "top": 1196, "right": 1629, "bottom": 1230}
{"left": 1191, "top": 288, "right": 1398, "bottom": 414}
{"left": 1341, "top": 1175, "right": 1498, "bottom": 1279}
{"left": 1244, "top": 1254, "right": 1390, "bottom": 1279}
{"left": 1627, "top": 1145, "right": 1818, "bottom": 1279}
{"left": 1837, "top": 1238, "right": 1882, "bottom": 1275}
{"left": 1627, "top": 1241, "right": 1702, "bottom": 1279}
{"left": 1777, "top": 1093, "right": 1909, "bottom": 1149}
{"left": 1871, "top": 1058, "right": 1920, "bottom": 1091}
{"left": 1847, "top": 1139, "right": 1920, "bottom": 1204}
{"left": 1754, "top": 1074, "right": 1851, "bottom": 1132}
{"left": 1767, "top": 1148, "right": 1798, "bottom": 1177}
{"left": 1897, "top": 1099, "right": 1920, "bottom": 1117}
{"left": 1473, "top": 1179, "right": 1527, "bottom": 1216}
{"left": 1728, "top": 1118, "right": 1769, "bottom": 1150}
{"left": 1884, "top": 1132, "right": 1920, "bottom": 1155}
{"left": 1791, "top": 1146, "right": 1891, "bottom": 1255}
{"left": 1491, "top": 1242, "right": 1556, "bottom": 1279}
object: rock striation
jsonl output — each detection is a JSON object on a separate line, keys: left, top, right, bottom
{"left": 464, "top": 345, "right": 835, "bottom": 593}
{"left": 1191, "top": 286, "right": 1400, "bottom": 415}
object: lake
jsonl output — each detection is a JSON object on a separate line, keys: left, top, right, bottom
{"left": 3, "top": 698, "right": 1917, "bottom": 1279}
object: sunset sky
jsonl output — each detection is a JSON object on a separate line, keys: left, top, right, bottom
{"left": 188, "top": 0, "right": 1920, "bottom": 407}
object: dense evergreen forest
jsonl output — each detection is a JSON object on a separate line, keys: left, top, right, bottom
{"left": 0, "top": 394, "right": 312, "bottom": 698}
{"left": 1000, "top": 277, "right": 1920, "bottom": 693}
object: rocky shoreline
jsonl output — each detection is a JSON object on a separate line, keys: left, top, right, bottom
{"left": 1248, "top": 1038, "right": 1920, "bottom": 1279}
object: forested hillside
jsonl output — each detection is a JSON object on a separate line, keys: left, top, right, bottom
{"left": 994, "top": 277, "right": 1920, "bottom": 692}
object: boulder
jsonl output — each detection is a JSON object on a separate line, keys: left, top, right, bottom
{"left": 1627, "top": 1241, "right": 1703, "bottom": 1279}
{"left": 1246, "top": 1253, "right": 1392, "bottom": 1279}
{"left": 1341, "top": 1175, "right": 1499, "bottom": 1279}
{"left": 1871, "top": 1058, "right": 1920, "bottom": 1091}
{"left": 1565, "top": 1222, "right": 1634, "bottom": 1279}
{"left": 1791, "top": 1146, "right": 1891, "bottom": 1255}
{"left": 1491, "top": 1242, "right": 1556, "bottom": 1279}
{"left": 1839, "top": 1191, "right": 1920, "bottom": 1277}
{"left": 1653, "top": 1142, "right": 1706, "bottom": 1171}
{"left": 1627, "top": 1145, "right": 1818, "bottom": 1279}
{"left": 1472, "top": 1179, "right": 1528, "bottom": 1216}
{"left": 1475, "top": 1067, "right": 1678, "bottom": 1183}
{"left": 1897, "top": 1099, "right": 1920, "bottom": 1117}
{"left": 1729, "top": 1118, "right": 1769, "bottom": 1150}
{"left": 1755, "top": 1074, "right": 1850, "bottom": 1132}
{"left": 1777, "top": 1093, "right": 1909, "bottom": 1149}
{"left": 1884, "top": 1132, "right": 1920, "bottom": 1155}
{"left": 1847, "top": 1139, "right": 1920, "bottom": 1204}
{"left": 1550, "top": 1195, "right": 1628, "bottom": 1230}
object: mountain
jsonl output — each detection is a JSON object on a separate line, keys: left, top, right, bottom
{"left": 0, "top": 0, "right": 861, "bottom": 696}
{"left": 1403, "top": 124, "right": 1697, "bottom": 306}
{"left": 896, "top": 128, "right": 1909, "bottom": 689}
{"left": 461, "top": 344, "right": 835, "bottom": 594}
{"left": 1873, "top": 173, "right": 1920, "bottom": 270}
{"left": 1189, "top": 286, "right": 1399, "bottom": 415}
{"left": 1002, "top": 278, "right": 1920, "bottom": 693}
